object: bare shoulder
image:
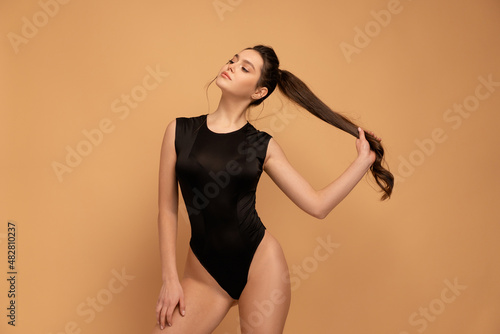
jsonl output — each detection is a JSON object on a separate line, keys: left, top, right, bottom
{"left": 265, "top": 137, "right": 287, "bottom": 164}
{"left": 166, "top": 118, "right": 177, "bottom": 135}
{"left": 162, "top": 119, "right": 177, "bottom": 144}
{"left": 264, "top": 137, "right": 293, "bottom": 175}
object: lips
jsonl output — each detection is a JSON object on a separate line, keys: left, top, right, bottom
{"left": 221, "top": 71, "right": 231, "bottom": 80}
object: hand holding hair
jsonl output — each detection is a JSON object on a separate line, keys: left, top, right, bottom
{"left": 356, "top": 127, "right": 376, "bottom": 167}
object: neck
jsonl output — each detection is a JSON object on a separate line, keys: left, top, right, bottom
{"left": 210, "top": 93, "right": 250, "bottom": 127}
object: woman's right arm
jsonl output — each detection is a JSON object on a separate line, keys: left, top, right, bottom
{"left": 155, "top": 119, "right": 186, "bottom": 329}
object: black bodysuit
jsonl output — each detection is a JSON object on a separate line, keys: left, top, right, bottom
{"left": 175, "top": 114, "right": 272, "bottom": 299}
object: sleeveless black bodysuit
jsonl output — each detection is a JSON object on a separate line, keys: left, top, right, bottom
{"left": 174, "top": 114, "right": 272, "bottom": 299}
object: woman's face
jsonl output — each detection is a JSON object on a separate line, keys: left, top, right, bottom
{"left": 215, "top": 49, "right": 268, "bottom": 102}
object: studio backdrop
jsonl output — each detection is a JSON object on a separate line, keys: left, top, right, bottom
{"left": 1, "top": 0, "right": 500, "bottom": 333}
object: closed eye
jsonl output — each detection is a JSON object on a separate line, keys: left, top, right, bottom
{"left": 228, "top": 59, "right": 249, "bottom": 73}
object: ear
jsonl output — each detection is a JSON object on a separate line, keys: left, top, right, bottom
{"left": 251, "top": 87, "right": 268, "bottom": 100}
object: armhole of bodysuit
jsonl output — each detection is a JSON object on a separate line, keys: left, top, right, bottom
{"left": 174, "top": 118, "right": 181, "bottom": 156}
{"left": 261, "top": 133, "right": 273, "bottom": 168}
{"left": 174, "top": 116, "right": 203, "bottom": 157}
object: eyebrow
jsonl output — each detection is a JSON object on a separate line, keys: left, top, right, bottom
{"left": 234, "top": 54, "right": 255, "bottom": 70}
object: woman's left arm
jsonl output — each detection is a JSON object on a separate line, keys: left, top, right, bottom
{"left": 264, "top": 127, "right": 376, "bottom": 219}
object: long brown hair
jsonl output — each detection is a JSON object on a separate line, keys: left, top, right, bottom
{"left": 246, "top": 45, "right": 394, "bottom": 200}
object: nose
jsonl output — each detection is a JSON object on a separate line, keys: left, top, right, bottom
{"left": 227, "top": 62, "right": 234, "bottom": 72}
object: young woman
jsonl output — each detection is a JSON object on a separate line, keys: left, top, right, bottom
{"left": 152, "top": 45, "right": 393, "bottom": 334}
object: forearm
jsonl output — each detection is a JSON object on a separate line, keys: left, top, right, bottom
{"left": 264, "top": 134, "right": 375, "bottom": 220}
{"left": 157, "top": 211, "right": 179, "bottom": 282}
{"left": 316, "top": 157, "right": 372, "bottom": 218}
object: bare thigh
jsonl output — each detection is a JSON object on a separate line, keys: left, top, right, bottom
{"left": 150, "top": 248, "right": 236, "bottom": 334}
{"left": 238, "top": 231, "right": 291, "bottom": 334}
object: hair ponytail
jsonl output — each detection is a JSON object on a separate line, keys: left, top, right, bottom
{"left": 245, "top": 45, "right": 394, "bottom": 200}
{"left": 277, "top": 69, "right": 393, "bottom": 200}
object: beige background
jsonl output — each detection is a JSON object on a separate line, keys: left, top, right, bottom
{"left": 2, "top": 0, "right": 500, "bottom": 333}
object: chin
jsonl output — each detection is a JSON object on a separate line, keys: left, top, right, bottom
{"left": 215, "top": 76, "right": 223, "bottom": 88}
{"left": 215, "top": 76, "right": 230, "bottom": 90}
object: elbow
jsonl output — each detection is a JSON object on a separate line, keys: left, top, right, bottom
{"left": 310, "top": 207, "right": 329, "bottom": 220}
{"left": 307, "top": 194, "right": 331, "bottom": 220}
{"left": 314, "top": 212, "right": 328, "bottom": 220}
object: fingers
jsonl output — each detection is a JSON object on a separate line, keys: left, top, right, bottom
{"left": 357, "top": 127, "right": 366, "bottom": 140}
{"left": 162, "top": 299, "right": 184, "bottom": 329}
{"left": 155, "top": 300, "right": 163, "bottom": 327}
{"left": 165, "top": 305, "right": 174, "bottom": 329}
{"left": 179, "top": 293, "right": 186, "bottom": 317}
{"left": 356, "top": 127, "right": 372, "bottom": 156}
{"left": 156, "top": 302, "right": 166, "bottom": 329}
{"left": 158, "top": 304, "right": 171, "bottom": 329}
{"left": 155, "top": 283, "right": 185, "bottom": 330}
{"left": 155, "top": 299, "right": 172, "bottom": 330}
{"left": 359, "top": 127, "right": 382, "bottom": 142}
{"left": 357, "top": 128, "right": 370, "bottom": 150}
{"left": 367, "top": 130, "right": 381, "bottom": 141}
